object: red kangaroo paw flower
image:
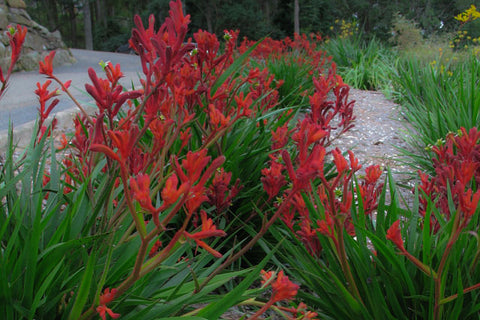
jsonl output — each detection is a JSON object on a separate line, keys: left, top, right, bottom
{"left": 365, "top": 165, "right": 383, "bottom": 184}
{"left": 39, "top": 51, "right": 56, "bottom": 77}
{"left": 460, "top": 188, "right": 480, "bottom": 220}
{"left": 96, "top": 288, "right": 120, "bottom": 320}
{"left": 184, "top": 210, "right": 226, "bottom": 257}
{"left": 130, "top": 174, "right": 158, "bottom": 214}
{"left": 7, "top": 24, "right": 27, "bottom": 65}
{"left": 108, "top": 126, "right": 139, "bottom": 163}
{"left": 96, "top": 305, "right": 120, "bottom": 320}
{"left": 160, "top": 173, "right": 189, "bottom": 209}
{"left": 261, "top": 270, "right": 299, "bottom": 303}
{"left": 332, "top": 148, "right": 348, "bottom": 175}
{"left": 104, "top": 62, "right": 124, "bottom": 86}
{"left": 261, "top": 157, "right": 286, "bottom": 200}
{"left": 386, "top": 220, "right": 405, "bottom": 252}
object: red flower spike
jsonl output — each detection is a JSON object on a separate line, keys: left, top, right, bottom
{"left": 99, "top": 288, "right": 117, "bottom": 305}
{"left": 39, "top": 51, "right": 56, "bottom": 77}
{"left": 7, "top": 24, "right": 27, "bottom": 65}
{"left": 108, "top": 126, "right": 139, "bottom": 163}
{"left": 261, "top": 157, "right": 286, "bottom": 200}
{"left": 260, "top": 269, "right": 275, "bottom": 285}
{"left": 386, "top": 220, "right": 405, "bottom": 252}
{"left": 96, "top": 287, "right": 120, "bottom": 320}
{"left": 104, "top": 62, "right": 124, "bottom": 86}
{"left": 179, "top": 127, "right": 192, "bottom": 151}
{"left": 160, "top": 173, "right": 189, "bottom": 209}
{"left": 209, "top": 104, "right": 231, "bottom": 129}
{"left": 168, "top": 0, "right": 191, "bottom": 33}
{"left": 270, "top": 270, "right": 299, "bottom": 302}
{"left": 365, "top": 165, "right": 382, "bottom": 184}
{"left": 297, "top": 218, "right": 322, "bottom": 257}
{"left": 96, "top": 305, "right": 120, "bottom": 320}
{"left": 348, "top": 150, "right": 361, "bottom": 172}
{"left": 207, "top": 168, "right": 242, "bottom": 213}
{"left": 271, "top": 123, "right": 290, "bottom": 150}
{"left": 332, "top": 148, "right": 348, "bottom": 174}
{"left": 129, "top": 174, "right": 158, "bottom": 214}
{"left": 294, "top": 302, "right": 319, "bottom": 320}
{"left": 180, "top": 149, "right": 211, "bottom": 183}
{"left": 460, "top": 188, "right": 480, "bottom": 220}
{"left": 184, "top": 210, "right": 227, "bottom": 257}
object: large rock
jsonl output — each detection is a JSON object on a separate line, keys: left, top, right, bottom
{"left": 0, "top": 0, "right": 75, "bottom": 72}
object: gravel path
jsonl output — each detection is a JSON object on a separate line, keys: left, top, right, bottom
{"left": 332, "top": 88, "right": 417, "bottom": 208}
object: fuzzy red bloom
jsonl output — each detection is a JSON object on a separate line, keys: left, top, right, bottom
{"left": 386, "top": 220, "right": 405, "bottom": 252}
{"left": 460, "top": 188, "right": 480, "bottom": 220}
{"left": 96, "top": 305, "right": 120, "bottom": 320}
{"left": 160, "top": 173, "right": 189, "bottom": 209}
{"left": 269, "top": 270, "right": 299, "bottom": 302}
{"left": 209, "top": 103, "right": 231, "bottom": 129}
{"left": 332, "top": 148, "right": 348, "bottom": 174}
{"left": 130, "top": 174, "right": 158, "bottom": 214}
{"left": 365, "top": 165, "right": 383, "bottom": 184}
{"left": 96, "top": 288, "right": 120, "bottom": 320}
{"left": 184, "top": 210, "right": 226, "bottom": 257}
{"left": 260, "top": 269, "right": 275, "bottom": 285}
{"left": 108, "top": 126, "right": 139, "bottom": 162}
{"left": 104, "top": 62, "right": 124, "bottom": 86}
{"left": 7, "top": 24, "right": 27, "bottom": 65}
{"left": 271, "top": 123, "right": 290, "bottom": 150}
{"left": 261, "top": 157, "right": 286, "bottom": 200}
{"left": 207, "top": 168, "right": 242, "bottom": 213}
{"left": 99, "top": 288, "right": 117, "bottom": 305}
{"left": 39, "top": 51, "right": 56, "bottom": 77}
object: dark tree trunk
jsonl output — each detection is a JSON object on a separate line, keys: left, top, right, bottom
{"left": 67, "top": 1, "right": 77, "bottom": 47}
{"left": 45, "top": 0, "right": 58, "bottom": 31}
{"left": 84, "top": 0, "right": 93, "bottom": 50}
{"left": 95, "top": 0, "right": 107, "bottom": 28}
{"left": 294, "top": 0, "right": 300, "bottom": 34}
{"left": 206, "top": 5, "right": 213, "bottom": 33}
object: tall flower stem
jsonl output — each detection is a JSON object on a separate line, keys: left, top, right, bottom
{"left": 434, "top": 209, "right": 462, "bottom": 320}
{"left": 195, "top": 189, "right": 297, "bottom": 293}
{"left": 321, "top": 175, "right": 363, "bottom": 303}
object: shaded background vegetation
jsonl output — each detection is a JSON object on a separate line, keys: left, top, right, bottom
{"left": 24, "top": 0, "right": 480, "bottom": 52}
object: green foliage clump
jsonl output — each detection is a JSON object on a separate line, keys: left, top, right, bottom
{"left": 322, "top": 35, "right": 394, "bottom": 91}
{"left": 390, "top": 14, "right": 425, "bottom": 50}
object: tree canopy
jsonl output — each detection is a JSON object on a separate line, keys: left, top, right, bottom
{"left": 25, "top": 0, "right": 480, "bottom": 51}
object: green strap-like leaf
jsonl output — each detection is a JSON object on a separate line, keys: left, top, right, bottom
{"left": 68, "top": 250, "right": 97, "bottom": 320}
{"left": 196, "top": 242, "right": 280, "bottom": 319}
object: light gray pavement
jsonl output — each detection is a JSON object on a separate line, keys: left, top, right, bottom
{"left": 0, "top": 48, "right": 143, "bottom": 150}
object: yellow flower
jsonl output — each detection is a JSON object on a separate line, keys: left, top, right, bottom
{"left": 455, "top": 5, "right": 480, "bottom": 23}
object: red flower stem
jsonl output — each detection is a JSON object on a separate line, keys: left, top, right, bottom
{"left": 140, "top": 209, "right": 193, "bottom": 277}
{"left": 247, "top": 300, "right": 276, "bottom": 320}
{"left": 51, "top": 75, "right": 95, "bottom": 126}
{"left": 440, "top": 282, "right": 480, "bottom": 304}
{"left": 321, "top": 174, "right": 363, "bottom": 303}
{"left": 120, "top": 166, "right": 147, "bottom": 239}
{"left": 194, "top": 189, "right": 297, "bottom": 294}
{"left": 434, "top": 209, "right": 462, "bottom": 320}
{"left": 401, "top": 250, "right": 437, "bottom": 278}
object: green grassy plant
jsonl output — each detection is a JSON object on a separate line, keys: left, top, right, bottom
{"left": 321, "top": 36, "right": 394, "bottom": 91}
{"left": 262, "top": 167, "right": 480, "bottom": 319}
{"left": 391, "top": 53, "right": 480, "bottom": 173}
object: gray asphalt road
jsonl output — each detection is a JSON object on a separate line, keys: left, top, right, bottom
{"left": 0, "top": 49, "right": 142, "bottom": 134}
